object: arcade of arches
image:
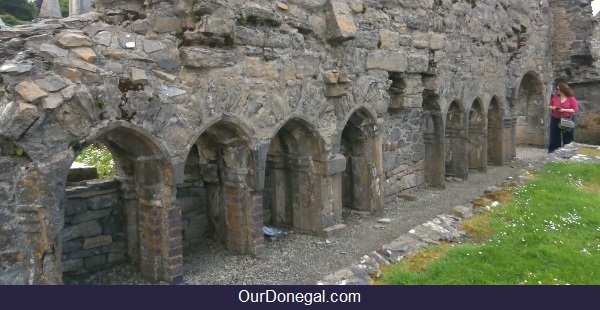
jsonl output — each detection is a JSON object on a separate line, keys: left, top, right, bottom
{"left": 3, "top": 0, "right": 594, "bottom": 285}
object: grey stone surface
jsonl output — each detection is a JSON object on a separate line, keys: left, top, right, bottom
{"left": 1, "top": 0, "right": 599, "bottom": 285}
{"left": 39, "top": 0, "right": 62, "bottom": 19}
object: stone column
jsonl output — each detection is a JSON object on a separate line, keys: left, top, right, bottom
{"left": 70, "top": 0, "right": 92, "bottom": 17}
{"left": 39, "top": 0, "right": 62, "bottom": 19}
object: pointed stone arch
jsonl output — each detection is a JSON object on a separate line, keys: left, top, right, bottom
{"left": 179, "top": 120, "right": 262, "bottom": 256}
{"left": 445, "top": 100, "right": 468, "bottom": 180}
{"left": 514, "top": 71, "right": 546, "bottom": 147}
{"left": 62, "top": 122, "right": 180, "bottom": 284}
{"left": 263, "top": 118, "right": 326, "bottom": 234}
{"left": 468, "top": 98, "right": 487, "bottom": 172}
{"left": 421, "top": 94, "right": 444, "bottom": 188}
{"left": 339, "top": 108, "right": 384, "bottom": 213}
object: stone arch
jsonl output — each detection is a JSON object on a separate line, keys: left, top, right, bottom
{"left": 445, "top": 100, "right": 468, "bottom": 180}
{"left": 179, "top": 120, "right": 262, "bottom": 256}
{"left": 468, "top": 98, "right": 487, "bottom": 172}
{"left": 339, "top": 107, "right": 384, "bottom": 213}
{"left": 62, "top": 122, "right": 180, "bottom": 284}
{"left": 263, "top": 117, "right": 326, "bottom": 234}
{"left": 514, "top": 71, "right": 546, "bottom": 147}
{"left": 421, "top": 94, "right": 444, "bottom": 188}
{"left": 487, "top": 96, "right": 505, "bottom": 166}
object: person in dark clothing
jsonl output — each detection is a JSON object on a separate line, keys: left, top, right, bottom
{"left": 547, "top": 83, "right": 578, "bottom": 153}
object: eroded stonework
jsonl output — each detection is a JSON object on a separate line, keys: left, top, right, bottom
{"left": 0, "top": 0, "right": 598, "bottom": 284}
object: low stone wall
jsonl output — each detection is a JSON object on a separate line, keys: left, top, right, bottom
{"left": 62, "top": 180, "right": 126, "bottom": 283}
{"left": 176, "top": 181, "right": 209, "bottom": 250}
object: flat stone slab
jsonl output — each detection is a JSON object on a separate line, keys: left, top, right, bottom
{"left": 67, "top": 162, "right": 99, "bottom": 182}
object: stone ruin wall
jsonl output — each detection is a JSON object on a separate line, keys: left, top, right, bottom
{"left": 551, "top": 0, "right": 600, "bottom": 144}
{"left": 0, "top": 0, "right": 572, "bottom": 284}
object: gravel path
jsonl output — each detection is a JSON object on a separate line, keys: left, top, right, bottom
{"left": 81, "top": 147, "right": 548, "bottom": 285}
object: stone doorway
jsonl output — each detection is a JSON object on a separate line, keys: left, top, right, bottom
{"left": 61, "top": 125, "right": 180, "bottom": 284}
{"left": 179, "top": 121, "right": 262, "bottom": 256}
{"left": 339, "top": 108, "right": 383, "bottom": 213}
{"left": 445, "top": 101, "right": 468, "bottom": 179}
{"left": 468, "top": 99, "right": 487, "bottom": 172}
{"left": 263, "top": 118, "right": 323, "bottom": 234}
{"left": 515, "top": 72, "right": 546, "bottom": 147}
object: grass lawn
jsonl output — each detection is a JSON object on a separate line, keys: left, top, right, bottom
{"left": 377, "top": 161, "right": 600, "bottom": 285}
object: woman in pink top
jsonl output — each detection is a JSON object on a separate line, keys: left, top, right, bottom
{"left": 548, "top": 83, "right": 578, "bottom": 153}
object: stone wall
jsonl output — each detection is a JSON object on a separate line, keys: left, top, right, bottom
{"left": 0, "top": 0, "right": 561, "bottom": 284}
{"left": 550, "top": 0, "right": 600, "bottom": 144}
{"left": 62, "top": 180, "right": 126, "bottom": 284}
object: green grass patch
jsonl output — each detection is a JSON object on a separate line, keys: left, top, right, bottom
{"left": 378, "top": 162, "right": 600, "bottom": 285}
{"left": 74, "top": 144, "right": 116, "bottom": 179}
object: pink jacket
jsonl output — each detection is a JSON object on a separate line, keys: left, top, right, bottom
{"left": 549, "top": 96, "right": 578, "bottom": 118}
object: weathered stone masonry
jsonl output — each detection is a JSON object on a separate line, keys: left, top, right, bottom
{"left": 1, "top": 0, "right": 598, "bottom": 284}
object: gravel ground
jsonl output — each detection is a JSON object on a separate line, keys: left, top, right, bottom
{"left": 80, "top": 146, "right": 548, "bottom": 285}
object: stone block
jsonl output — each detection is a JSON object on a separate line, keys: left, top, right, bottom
{"left": 103, "top": 240, "right": 126, "bottom": 253}
{"left": 62, "top": 220, "right": 102, "bottom": 241}
{"left": 68, "top": 248, "right": 100, "bottom": 259}
{"left": 0, "top": 101, "right": 40, "bottom": 140}
{"left": 84, "top": 254, "right": 107, "bottom": 268}
{"left": 143, "top": 40, "right": 165, "bottom": 54}
{"left": 198, "top": 15, "right": 235, "bottom": 34}
{"left": 40, "top": 44, "right": 69, "bottom": 58}
{"left": 61, "top": 258, "right": 84, "bottom": 273}
{"left": 366, "top": 51, "right": 407, "bottom": 72}
{"left": 62, "top": 68, "right": 82, "bottom": 83}
{"left": 322, "top": 154, "right": 347, "bottom": 175}
{"left": 82, "top": 235, "right": 112, "bottom": 249}
{"left": 67, "top": 162, "right": 98, "bottom": 182}
{"left": 65, "top": 199, "right": 87, "bottom": 216}
{"left": 379, "top": 29, "right": 399, "bottom": 50}
{"left": 324, "top": 83, "right": 348, "bottom": 97}
{"left": 407, "top": 54, "right": 429, "bottom": 73}
{"left": 58, "top": 33, "right": 93, "bottom": 48}
{"left": 42, "top": 92, "right": 64, "bottom": 110}
{"left": 0, "top": 62, "right": 33, "bottom": 74}
{"left": 94, "top": 31, "right": 112, "bottom": 46}
{"left": 15, "top": 81, "right": 48, "bottom": 103}
{"left": 107, "top": 251, "right": 126, "bottom": 263}
{"left": 320, "top": 224, "right": 347, "bottom": 238}
{"left": 429, "top": 32, "right": 445, "bottom": 50}
{"left": 131, "top": 67, "right": 148, "bottom": 85}
{"left": 180, "top": 46, "right": 235, "bottom": 68}
{"left": 323, "top": 72, "right": 339, "bottom": 83}
{"left": 151, "top": 14, "right": 184, "bottom": 33}
{"left": 62, "top": 239, "right": 83, "bottom": 253}
{"left": 72, "top": 47, "right": 97, "bottom": 63}
{"left": 326, "top": 0, "right": 357, "bottom": 43}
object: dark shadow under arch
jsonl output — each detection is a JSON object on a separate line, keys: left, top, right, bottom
{"left": 445, "top": 101, "right": 468, "bottom": 179}
{"left": 263, "top": 118, "right": 324, "bottom": 234}
{"left": 468, "top": 99, "right": 487, "bottom": 172}
{"left": 340, "top": 108, "right": 383, "bottom": 213}
{"left": 179, "top": 121, "right": 262, "bottom": 256}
